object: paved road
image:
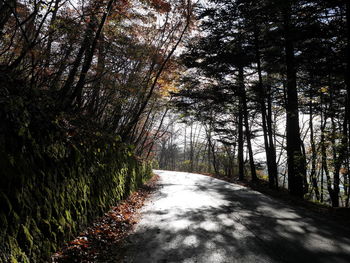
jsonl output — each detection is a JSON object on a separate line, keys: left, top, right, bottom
{"left": 120, "top": 170, "right": 350, "bottom": 263}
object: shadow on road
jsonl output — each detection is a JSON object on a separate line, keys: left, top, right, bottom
{"left": 118, "top": 172, "right": 350, "bottom": 263}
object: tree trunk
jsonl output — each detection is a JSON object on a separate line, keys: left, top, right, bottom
{"left": 320, "top": 93, "right": 328, "bottom": 204}
{"left": 60, "top": 24, "right": 94, "bottom": 104}
{"left": 190, "top": 123, "right": 194, "bottom": 172}
{"left": 255, "top": 29, "right": 277, "bottom": 188}
{"left": 283, "top": 2, "right": 306, "bottom": 198}
{"left": 309, "top": 91, "right": 320, "bottom": 201}
{"left": 146, "top": 107, "right": 169, "bottom": 159}
{"left": 209, "top": 139, "right": 219, "bottom": 175}
{"left": 88, "top": 33, "right": 106, "bottom": 116}
{"left": 72, "top": 0, "right": 115, "bottom": 108}
{"left": 238, "top": 66, "right": 257, "bottom": 181}
{"left": 267, "top": 84, "right": 278, "bottom": 188}
{"left": 330, "top": 87, "right": 340, "bottom": 207}
{"left": 238, "top": 96, "right": 245, "bottom": 180}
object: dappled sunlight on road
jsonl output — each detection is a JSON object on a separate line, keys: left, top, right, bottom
{"left": 117, "top": 170, "right": 350, "bottom": 263}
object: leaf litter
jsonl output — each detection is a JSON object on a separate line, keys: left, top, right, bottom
{"left": 51, "top": 174, "right": 160, "bottom": 263}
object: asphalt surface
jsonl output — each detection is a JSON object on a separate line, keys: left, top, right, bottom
{"left": 120, "top": 170, "right": 350, "bottom": 263}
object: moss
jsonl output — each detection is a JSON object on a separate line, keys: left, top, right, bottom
{"left": 41, "top": 199, "right": 52, "bottom": 219}
{"left": 0, "top": 192, "right": 12, "bottom": 215}
{"left": 51, "top": 220, "right": 64, "bottom": 242}
{"left": 33, "top": 187, "right": 43, "bottom": 203}
{"left": 58, "top": 215, "right": 66, "bottom": 227}
{"left": 8, "top": 211, "right": 20, "bottom": 236}
{"left": 17, "top": 253, "right": 30, "bottom": 263}
{"left": 20, "top": 204, "right": 32, "bottom": 219}
{"left": 51, "top": 199, "right": 59, "bottom": 218}
{"left": 0, "top": 213, "right": 8, "bottom": 234}
{"left": 51, "top": 241, "right": 57, "bottom": 252}
{"left": 49, "top": 231, "right": 57, "bottom": 244}
{"left": 17, "top": 225, "right": 33, "bottom": 253}
{"left": 1, "top": 142, "right": 153, "bottom": 262}
{"left": 11, "top": 190, "right": 22, "bottom": 211}
{"left": 8, "top": 236, "right": 19, "bottom": 252}
{"left": 29, "top": 219, "right": 42, "bottom": 243}
{"left": 44, "top": 187, "right": 52, "bottom": 200}
{"left": 70, "top": 204, "right": 80, "bottom": 221}
{"left": 8, "top": 236, "right": 29, "bottom": 263}
{"left": 10, "top": 255, "right": 18, "bottom": 263}
{"left": 38, "top": 219, "right": 51, "bottom": 237}
{"left": 65, "top": 210, "right": 72, "bottom": 223}
{"left": 41, "top": 240, "right": 52, "bottom": 259}
{"left": 64, "top": 209, "right": 76, "bottom": 235}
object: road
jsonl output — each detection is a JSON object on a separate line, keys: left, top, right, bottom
{"left": 119, "top": 170, "right": 350, "bottom": 263}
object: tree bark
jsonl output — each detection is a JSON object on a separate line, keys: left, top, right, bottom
{"left": 266, "top": 84, "right": 278, "bottom": 188}
{"left": 329, "top": 86, "right": 340, "bottom": 207}
{"left": 282, "top": 2, "right": 306, "bottom": 198}
{"left": 238, "top": 94, "right": 244, "bottom": 180}
{"left": 238, "top": 66, "right": 257, "bottom": 181}
{"left": 255, "top": 29, "right": 278, "bottom": 188}
{"left": 309, "top": 89, "right": 320, "bottom": 201}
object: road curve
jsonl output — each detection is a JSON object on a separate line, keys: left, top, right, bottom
{"left": 119, "top": 170, "right": 350, "bottom": 263}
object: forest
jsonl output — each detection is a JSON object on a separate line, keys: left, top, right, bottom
{"left": 157, "top": 0, "right": 350, "bottom": 208}
{"left": 0, "top": 0, "right": 349, "bottom": 262}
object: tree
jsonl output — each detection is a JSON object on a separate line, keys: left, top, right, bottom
{"left": 173, "top": 0, "right": 350, "bottom": 206}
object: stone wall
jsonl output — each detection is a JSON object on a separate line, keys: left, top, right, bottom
{"left": 0, "top": 140, "right": 152, "bottom": 262}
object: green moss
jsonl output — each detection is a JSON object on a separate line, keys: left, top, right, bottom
{"left": 58, "top": 215, "right": 66, "bottom": 227}
{"left": 58, "top": 227, "right": 65, "bottom": 242}
{"left": 41, "top": 199, "right": 52, "bottom": 219}
{"left": 0, "top": 192, "right": 12, "bottom": 215}
{"left": 1, "top": 141, "right": 153, "bottom": 262}
{"left": 0, "top": 213, "right": 8, "bottom": 234}
{"left": 20, "top": 204, "right": 32, "bottom": 219}
{"left": 39, "top": 219, "right": 51, "bottom": 237}
{"left": 17, "top": 225, "right": 33, "bottom": 253}
{"left": 8, "top": 236, "right": 30, "bottom": 263}
{"left": 29, "top": 219, "right": 42, "bottom": 243}
{"left": 51, "top": 199, "right": 59, "bottom": 218}
{"left": 8, "top": 236, "right": 19, "bottom": 252}
{"left": 44, "top": 187, "right": 52, "bottom": 199}
{"left": 65, "top": 210, "right": 72, "bottom": 223}
{"left": 51, "top": 241, "right": 57, "bottom": 252}
{"left": 12, "top": 190, "right": 22, "bottom": 211}
{"left": 8, "top": 211, "right": 20, "bottom": 236}
{"left": 17, "top": 253, "right": 30, "bottom": 263}
{"left": 42, "top": 240, "right": 52, "bottom": 258}
{"left": 10, "top": 255, "right": 18, "bottom": 263}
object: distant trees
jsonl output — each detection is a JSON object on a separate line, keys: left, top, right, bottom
{"left": 171, "top": 0, "right": 350, "bottom": 207}
{"left": 155, "top": 117, "right": 239, "bottom": 176}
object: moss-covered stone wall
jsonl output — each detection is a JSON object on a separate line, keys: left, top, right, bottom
{"left": 0, "top": 139, "right": 152, "bottom": 262}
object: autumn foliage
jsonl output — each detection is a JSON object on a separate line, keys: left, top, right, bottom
{"left": 0, "top": 0, "right": 191, "bottom": 261}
